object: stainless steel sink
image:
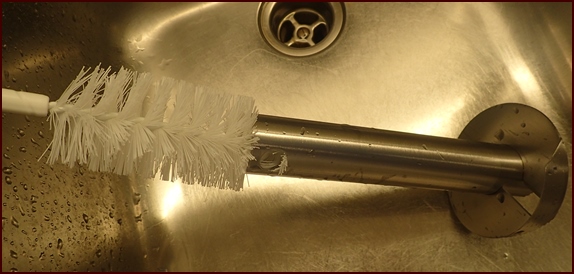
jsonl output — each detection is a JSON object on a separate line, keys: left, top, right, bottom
{"left": 2, "top": 2, "right": 571, "bottom": 271}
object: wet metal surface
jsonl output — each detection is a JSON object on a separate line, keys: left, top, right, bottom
{"left": 2, "top": 2, "right": 572, "bottom": 271}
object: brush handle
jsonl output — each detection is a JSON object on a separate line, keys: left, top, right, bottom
{"left": 2, "top": 88, "right": 50, "bottom": 117}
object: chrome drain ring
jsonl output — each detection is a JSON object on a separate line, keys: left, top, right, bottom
{"left": 258, "top": 2, "right": 345, "bottom": 57}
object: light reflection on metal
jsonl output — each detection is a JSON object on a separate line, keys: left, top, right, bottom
{"left": 510, "top": 66, "right": 541, "bottom": 95}
{"left": 161, "top": 180, "right": 183, "bottom": 219}
{"left": 130, "top": 2, "right": 222, "bottom": 45}
{"left": 476, "top": 3, "right": 543, "bottom": 99}
{"left": 410, "top": 98, "right": 466, "bottom": 136}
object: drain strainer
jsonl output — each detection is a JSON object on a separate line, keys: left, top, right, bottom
{"left": 258, "top": 2, "right": 345, "bottom": 57}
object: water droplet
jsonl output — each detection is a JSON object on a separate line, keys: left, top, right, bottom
{"left": 135, "top": 213, "right": 143, "bottom": 223}
{"left": 53, "top": 200, "right": 58, "bottom": 205}
{"left": 32, "top": 227, "right": 37, "bottom": 232}
{"left": 31, "top": 195, "right": 38, "bottom": 203}
{"left": 66, "top": 215, "right": 72, "bottom": 223}
{"left": 31, "top": 206, "right": 37, "bottom": 212}
{"left": 22, "top": 184, "right": 27, "bottom": 190}
{"left": 86, "top": 225, "right": 91, "bottom": 230}
{"left": 96, "top": 249, "right": 102, "bottom": 257}
{"left": 133, "top": 193, "right": 142, "bottom": 205}
{"left": 3, "top": 167, "right": 13, "bottom": 175}
{"left": 315, "top": 132, "right": 319, "bottom": 136}
{"left": 38, "top": 131, "right": 44, "bottom": 138}
{"left": 5, "top": 176, "right": 12, "bottom": 184}
{"left": 21, "top": 229, "right": 27, "bottom": 235}
{"left": 300, "top": 127, "right": 306, "bottom": 135}
{"left": 19, "top": 147, "right": 26, "bottom": 153}
{"left": 18, "top": 204, "right": 25, "bottom": 216}
{"left": 11, "top": 216, "right": 19, "bottom": 227}
{"left": 82, "top": 213, "right": 88, "bottom": 223}
{"left": 57, "top": 238, "right": 63, "bottom": 250}
{"left": 494, "top": 130, "right": 505, "bottom": 141}
{"left": 108, "top": 212, "right": 114, "bottom": 219}
{"left": 496, "top": 193, "right": 505, "bottom": 203}
{"left": 10, "top": 268, "right": 17, "bottom": 272}
{"left": 17, "top": 129, "right": 25, "bottom": 136}
{"left": 12, "top": 186, "right": 18, "bottom": 192}
{"left": 44, "top": 215, "right": 50, "bottom": 221}
{"left": 31, "top": 138, "right": 39, "bottom": 145}
{"left": 3, "top": 153, "right": 10, "bottom": 159}
{"left": 10, "top": 250, "right": 18, "bottom": 258}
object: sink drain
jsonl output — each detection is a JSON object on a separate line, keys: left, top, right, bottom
{"left": 257, "top": 2, "right": 345, "bottom": 57}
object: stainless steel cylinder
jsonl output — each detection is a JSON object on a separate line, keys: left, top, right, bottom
{"left": 247, "top": 114, "right": 531, "bottom": 196}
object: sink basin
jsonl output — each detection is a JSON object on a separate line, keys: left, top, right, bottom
{"left": 2, "top": 2, "right": 571, "bottom": 271}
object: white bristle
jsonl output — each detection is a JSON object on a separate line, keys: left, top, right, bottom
{"left": 44, "top": 66, "right": 259, "bottom": 190}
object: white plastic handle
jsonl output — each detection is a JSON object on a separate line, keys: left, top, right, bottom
{"left": 2, "top": 88, "right": 50, "bottom": 117}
